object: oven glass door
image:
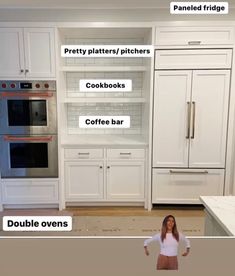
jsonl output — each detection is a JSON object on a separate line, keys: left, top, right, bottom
{"left": 8, "top": 100, "right": 47, "bottom": 126}
{"left": 10, "top": 142, "right": 48, "bottom": 168}
{"left": 0, "top": 135, "right": 58, "bottom": 178}
{"left": 0, "top": 92, "right": 57, "bottom": 135}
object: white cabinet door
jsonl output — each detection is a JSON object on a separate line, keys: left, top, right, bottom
{"left": 189, "top": 70, "right": 230, "bottom": 168}
{"left": 2, "top": 180, "right": 58, "bottom": 204}
{"left": 106, "top": 161, "right": 145, "bottom": 200}
{"left": 153, "top": 71, "right": 192, "bottom": 167}
{"left": 155, "top": 26, "right": 234, "bottom": 46}
{"left": 24, "top": 28, "right": 55, "bottom": 78}
{"left": 152, "top": 169, "right": 224, "bottom": 204}
{"left": 155, "top": 49, "right": 232, "bottom": 70}
{"left": 65, "top": 161, "right": 104, "bottom": 200}
{"left": 0, "top": 28, "right": 24, "bottom": 78}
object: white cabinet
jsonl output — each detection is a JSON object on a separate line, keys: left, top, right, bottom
{"left": 152, "top": 49, "right": 231, "bottom": 204}
{"left": 64, "top": 147, "right": 145, "bottom": 203}
{"left": 0, "top": 28, "right": 24, "bottom": 77}
{"left": 106, "top": 161, "right": 145, "bottom": 200}
{"left": 152, "top": 169, "right": 224, "bottom": 204}
{"left": 1, "top": 179, "right": 59, "bottom": 204}
{"left": 155, "top": 49, "right": 232, "bottom": 69}
{"left": 65, "top": 161, "right": 104, "bottom": 200}
{"left": 107, "top": 148, "right": 145, "bottom": 160}
{"left": 0, "top": 27, "right": 55, "bottom": 79}
{"left": 23, "top": 28, "right": 55, "bottom": 78}
{"left": 189, "top": 70, "right": 230, "bottom": 168}
{"left": 65, "top": 148, "right": 103, "bottom": 159}
{"left": 155, "top": 26, "right": 234, "bottom": 46}
{"left": 153, "top": 70, "right": 230, "bottom": 168}
{"left": 153, "top": 71, "right": 191, "bottom": 167}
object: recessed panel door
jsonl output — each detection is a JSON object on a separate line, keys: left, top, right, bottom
{"left": 153, "top": 71, "right": 192, "bottom": 167}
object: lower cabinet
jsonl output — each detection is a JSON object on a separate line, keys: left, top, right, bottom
{"left": 64, "top": 148, "right": 145, "bottom": 203}
{"left": 106, "top": 161, "right": 145, "bottom": 200}
{"left": 152, "top": 169, "right": 224, "bottom": 204}
{"left": 65, "top": 161, "right": 104, "bottom": 200}
{"left": 1, "top": 179, "right": 59, "bottom": 204}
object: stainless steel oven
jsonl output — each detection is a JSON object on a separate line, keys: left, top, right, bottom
{"left": 0, "top": 81, "right": 57, "bottom": 135}
{"left": 0, "top": 80, "right": 58, "bottom": 178}
{"left": 0, "top": 134, "right": 58, "bottom": 178}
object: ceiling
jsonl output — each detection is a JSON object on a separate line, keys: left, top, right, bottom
{"left": 1, "top": 0, "right": 234, "bottom": 9}
{"left": 0, "top": 1, "right": 234, "bottom": 22}
{"left": 1, "top": 0, "right": 168, "bottom": 9}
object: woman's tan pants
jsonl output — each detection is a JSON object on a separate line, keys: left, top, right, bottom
{"left": 156, "top": 254, "right": 178, "bottom": 270}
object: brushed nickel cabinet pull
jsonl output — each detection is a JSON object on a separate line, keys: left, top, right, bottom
{"left": 191, "top": 102, "right": 196, "bottom": 139}
{"left": 186, "top": 102, "right": 191, "bottom": 139}
{"left": 169, "top": 170, "right": 208, "bottom": 174}
{"left": 78, "top": 152, "right": 90, "bottom": 155}
{"left": 120, "top": 152, "right": 131, "bottom": 155}
{"left": 188, "top": 41, "right": 201, "bottom": 45}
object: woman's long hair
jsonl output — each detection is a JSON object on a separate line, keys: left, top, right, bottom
{"left": 161, "top": 215, "right": 179, "bottom": 242}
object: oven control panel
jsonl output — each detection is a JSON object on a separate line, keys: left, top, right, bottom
{"left": 0, "top": 81, "right": 56, "bottom": 91}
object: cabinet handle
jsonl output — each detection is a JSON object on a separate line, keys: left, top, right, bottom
{"left": 188, "top": 41, "right": 201, "bottom": 45}
{"left": 186, "top": 102, "right": 191, "bottom": 139}
{"left": 169, "top": 170, "right": 208, "bottom": 174}
{"left": 25, "top": 69, "right": 29, "bottom": 73}
{"left": 107, "top": 166, "right": 110, "bottom": 169}
{"left": 120, "top": 152, "right": 131, "bottom": 155}
{"left": 99, "top": 166, "right": 103, "bottom": 169}
{"left": 78, "top": 152, "right": 90, "bottom": 155}
{"left": 191, "top": 102, "right": 196, "bottom": 139}
{"left": 20, "top": 69, "right": 24, "bottom": 73}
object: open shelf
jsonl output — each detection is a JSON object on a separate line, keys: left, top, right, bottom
{"left": 60, "top": 66, "right": 147, "bottom": 72}
{"left": 58, "top": 26, "right": 152, "bottom": 145}
{"left": 63, "top": 97, "right": 146, "bottom": 103}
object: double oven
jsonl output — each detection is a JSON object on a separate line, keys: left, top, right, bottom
{"left": 0, "top": 81, "right": 58, "bottom": 178}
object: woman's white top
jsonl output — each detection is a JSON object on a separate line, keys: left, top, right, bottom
{"left": 144, "top": 232, "right": 190, "bottom": 257}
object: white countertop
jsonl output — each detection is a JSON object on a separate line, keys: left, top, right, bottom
{"left": 60, "top": 134, "right": 148, "bottom": 147}
{"left": 200, "top": 196, "right": 235, "bottom": 236}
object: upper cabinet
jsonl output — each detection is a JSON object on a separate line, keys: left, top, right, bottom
{"left": 155, "top": 26, "right": 234, "bottom": 47}
{"left": 155, "top": 49, "right": 232, "bottom": 69}
{"left": 0, "top": 28, "right": 56, "bottom": 79}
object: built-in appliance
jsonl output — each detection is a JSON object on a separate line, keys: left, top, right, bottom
{"left": 0, "top": 134, "right": 58, "bottom": 178}
{"left": 0, "top": 81, "right": 57, "bottom": 135}
{"left": 0, "top": 80, "right": 58, "bottom": 178}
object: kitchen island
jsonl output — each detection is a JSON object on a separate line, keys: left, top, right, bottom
{"left": 200, "top": 196, "right": 235, "bottom": 236}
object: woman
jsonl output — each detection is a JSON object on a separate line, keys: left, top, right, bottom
{"left": 144, "top": 215, "right": 190, "bottom": 270}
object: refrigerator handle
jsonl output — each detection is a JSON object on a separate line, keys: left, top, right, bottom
{"left": 191, "top": 102, "right": 196, "bottom": 139}
{"left": 186, "top": 102, "right": 191, "bottom": 139}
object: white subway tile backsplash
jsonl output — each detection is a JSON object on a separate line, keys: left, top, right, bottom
{"left": 64, "top": 37, "right": 144, "bottom": 66}
{"left": 66, "top": 72, "right": 143, "bottom": 98}
{"left": 67, "top": 103, "right": 142, "bottom": 135}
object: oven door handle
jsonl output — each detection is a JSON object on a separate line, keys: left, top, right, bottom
{"left": 3, "top": 135, "right": 53, "bottom": 142}
{"left": 0, "top": 92, "right": 53, "bottom": 98}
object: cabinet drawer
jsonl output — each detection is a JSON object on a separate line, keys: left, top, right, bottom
{"left": 64, "top": 148, "right": 103, "bottom": 159}
{"left": 107, "top": 149, "right": 145, "bottom": 159}
{"left": 152, "top": 169, "right": 224, "bottom": 204}
{"left": 2, "top": 180, "right": 59, "bottom": 204}
{"left": 155, "top": 26, "right": 234, "bottom": 46}
{"left": 155, "top": 49, "right": 232, "bottom": 69}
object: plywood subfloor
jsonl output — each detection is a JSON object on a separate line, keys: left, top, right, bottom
{"left": 66, "top": 206, "right": 205, "bottom": 217}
